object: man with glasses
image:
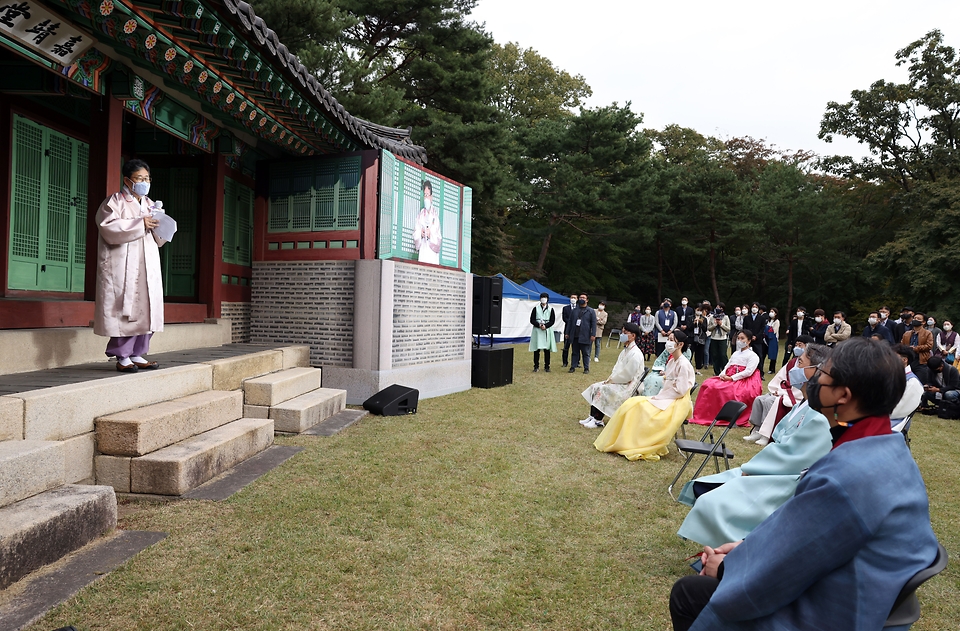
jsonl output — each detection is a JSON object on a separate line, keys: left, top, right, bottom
{"left": 670, "top": 338, "right": 938, "bottom": 631}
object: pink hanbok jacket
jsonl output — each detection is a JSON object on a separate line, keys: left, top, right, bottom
{"left": 93, "top": 189, "right": 166, "bottom": 337}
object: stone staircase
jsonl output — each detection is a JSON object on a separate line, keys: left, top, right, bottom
{"left": 0, "top": 344, "right": 343, "bottom": 597}
{"left": 242, "top": 367, "right": 346, "bottom": 433}
{"left": 0, "top": 440, "right": 117, "bottom": 591}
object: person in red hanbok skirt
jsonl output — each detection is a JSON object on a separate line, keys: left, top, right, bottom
{"left": 690, "top": 330, "right": 763, "bottom": 426}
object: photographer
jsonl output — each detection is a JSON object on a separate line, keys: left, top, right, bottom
{"left": 707, "top": 304, "right": 731, "bottom": 376}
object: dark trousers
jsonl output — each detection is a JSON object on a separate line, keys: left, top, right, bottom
{"left": 670, "top": 575, "right": 719, "bottom": 631}
{"left": 692, "top": 342, "right": 705, "bottom": 370}
{"left": 750, "top": 340, "right": 764, "bottom": 364}
{"left": 571, "top": 340, "right": 590, "bottom": 370}
{"left": 533, "top": 350, "right": 551, "bottom": 370}
{"left": 590, "top": 405, "right": 604, "bottom": 420}
{"left": 782, "top": 345, "right": 793, "bottom": 368}
{"left": 710, "top": 339, "right": 728, "bottom": 376}
{"left": 562, "top": 338, "right": 571, "bottom": 366}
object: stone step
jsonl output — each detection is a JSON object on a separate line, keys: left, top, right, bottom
{"left": 271, "top": 388, "right": 346, "bottom": 433}
{"left": 1, "top": 396, "right": 22, "bottom": 441}
{"left": 204, "top": 350, "right": 284, "bottom": 391}
{"left": 96, "top": 390, "right": 243, "bottom": 457}
{"left": 243, "top": 367, "right": 322, "bottom": 407}
{"left": 129, "top": 418, "right": 274, "bottom": 496}
{"left": 0, "top": 484, "right": 117, "bottom": 590}
{"left": 0, "top": 440, "right": 65, "bottom": 508}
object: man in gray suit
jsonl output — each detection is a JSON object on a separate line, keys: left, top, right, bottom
{"left": 568, "top": 293, "right": 597, "bottom": 374}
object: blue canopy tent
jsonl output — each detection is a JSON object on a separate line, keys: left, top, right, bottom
{"left": 478, "top": 274, "right": 566, "bottom": 345}
{"left": 520, "top": 279, "right": 568, "bottom": 304}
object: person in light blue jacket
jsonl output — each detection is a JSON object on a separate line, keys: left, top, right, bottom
{"left": 670, "top": 338, "right": 939, "bottom": 631}
{"left": 675, "top": 343, "right": 832, "bottom": 547}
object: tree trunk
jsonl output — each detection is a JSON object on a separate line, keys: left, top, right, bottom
{"left": 710, "top": 229, "right": 720, "bottom": 305}
{"left": 786, "top": 254, "right": 794, "bottom": 323}
{"left": 656, "top": 235, "right": 663, "bottom": 304}
{"left": 535, "top": 229, "right": 553, "bottom": 276}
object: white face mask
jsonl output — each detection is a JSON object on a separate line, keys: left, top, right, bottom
{"left": 736, "top": 340, "right": 747, "bottom": 350}
{"left": 751, "top": 307, "right": 758, "bottom": 314}
{"left": 880, "top": 312, "right": 888, "bottom": 320}
{"left": 797, "top": 312, "right": 804, "bottom": 318}
{"left": 681, "top": 300, "right": 688, "bottom": 306}
{"left": 927, "top": 319, "right": 935, "bottom": 326}
{"left": 945, "top": 325, "right": 953, "bottom": 331}
{"left": 570, "top": 299, "right": 576, "bottom": 306}
{"left": 793, "top": 345, "right": 804, "bottom": 356}
{"left": 540, "top": 298, "right": 548, "bottom": 305}
{"left": 768, "top": 312, "right": 775, "bottom": 319}
{"left": 834, "top": 318, "right": 842, "bottom": 325}
{"left": 815, "top": 316, "right": 823, "bottom": 323}
{"left": 645, "top": 309, "right": 651, "bottom": 315}
{"left": 868, "top": 317, "right": 878, "bottom": 325}
{"left": 735, "top": 310, "right": 742, "bottom": 316}
{"left": 598, "top": 305, "right": 605, "bottom": 311}
{"left": 665, "top": 340, "right": 677, "bottom": 353}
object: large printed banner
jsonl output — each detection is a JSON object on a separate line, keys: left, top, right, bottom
{"left": 378, "top": 150, "right": 471, "bottom": 272}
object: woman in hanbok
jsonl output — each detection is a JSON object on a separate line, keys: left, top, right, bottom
{"left": 676, "top": 344, "right": 833, "bottom": 547}
{"left": 689, "top": 330, "right": 762, "bottom": 427}
{"left": 593, "top": 331, "right": 696, "bottom": 461}
{"left": 642, "top": 345, "right": 693, "bottom": 397}
{"left": 579, "top": 323, "right": 644, "bottom": 428}
{"left": 529, "top": 292, "right": 556, "bottom": 372}
{"left": 763, "top": 307, "right": 780, "bottom": 374}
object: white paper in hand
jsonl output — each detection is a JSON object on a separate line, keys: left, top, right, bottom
{"left": 149, "top": 201, "right": 178, "bottom": 242}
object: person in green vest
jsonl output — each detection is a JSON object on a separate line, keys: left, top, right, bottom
{"left": 529, "top": 292, "right": 557, "bottom": 372}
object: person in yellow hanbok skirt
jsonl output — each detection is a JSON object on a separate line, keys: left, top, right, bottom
{"left": 594, "top": 330, "right": 696, "bottom": 461}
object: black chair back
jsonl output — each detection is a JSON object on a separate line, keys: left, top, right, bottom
{"left": 884, "top": 543, "right": 948, "bottom": 627}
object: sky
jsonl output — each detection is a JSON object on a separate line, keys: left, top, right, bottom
{"left": 469, "top": 0, "right": 960, "bottom": 160}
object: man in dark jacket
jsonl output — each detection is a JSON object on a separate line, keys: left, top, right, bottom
{"left": 676, "top": 297, "right": 696, "bottom": 338}
{"left": 567, "top": 293, "right": 597, "bottom": 374}
{"left": 862, "top": 311, "right": 894, "bottom": 344}
{"left": 782, "top": 306, "right": 813, "bottom": 367}
{"left": 919, "top": 355, "right": 960, "bottom": 413}
{"left": 743, "top": 302, "right": 767, "bottom": 360}
{"left": 561, "top": 294, "right": 576, "bottom": 367}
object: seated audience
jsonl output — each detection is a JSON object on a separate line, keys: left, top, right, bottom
{"left": 642, "top": 345, "right": 693, "bottom": 397}
{"left": 902, "top": 312, "right": 934, "bottom": 364}
{"left": 892, "top": 344, "right": 926, "bottom": 427}
{"left": 676, "top": 343, "right": 833, "bottom": 547}
{"left": 743, "top": 335, "right": 814, "bottom": 445}
{"left": 689, "top": 330, "right": 762, "bottom": 427}
{"left": 862, "top": 310, "right": 894, "bottom": 344}
{"left": 579, "top": 322, "right": 644, "bottom": 428}
{"left": 919, "top": 355, "right": 960, "bottom": 415}
{"left": 669, "top": 338, "right": 939, "bottom": 631}
{"left": 593, "top": 331, "right": 695, "bottom": 461}
{"left": 823, "top": 310, "right": 851, "bottom": 346}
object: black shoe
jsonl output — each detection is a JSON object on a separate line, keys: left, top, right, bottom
{"left": 568, "top": 367, "right": 576, "bottom": 373}
{"left": 562, "top": 363, "right": 568, "bottom": 368}
{"left": 545, "top": 367, "right": 551, "bottom": 372}
{"left": 533, "top": 367, "right": 539, "bottom": 373}
{"left": 583, "top": 370, "right": 590, "bottom": 374}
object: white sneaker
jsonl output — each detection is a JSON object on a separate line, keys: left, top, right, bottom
{"left": 755, "top": 437, "right": 770, "bottom": 447}
{"left": 583, "top": 419, "right": 599, "bottom": 428}
{"left": 594, "top": 357, "right": 599, "bottom": 362}
{"left": 579, "top": 416, "right": 595, "bottom": 426}
{"left": 743, "top": 430, "right": 762, "bottom": 442}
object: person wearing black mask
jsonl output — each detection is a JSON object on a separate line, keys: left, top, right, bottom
{"left": 561, "top": 294, "right": 577, "bottom": 368}
{"left": 670, "top": 338, "right": 938, "bottom": 631}
{"left": 893, "top": 306, "right": 915, "bottom": 345}
{"left": 900, "top": 312, "right": 934, "bottom": 365}
{"left": 568, "top": 293, "right": 597, "bottom": 374}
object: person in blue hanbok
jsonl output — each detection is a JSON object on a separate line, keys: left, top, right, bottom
{"left": 528, "top": 292, "right": 557, "bottom": 372}
{"left": 670, "top": 338, "right": 939, "bottom": 631}
{"left": 675, "top": 343, "right": 833, "bottom": 548}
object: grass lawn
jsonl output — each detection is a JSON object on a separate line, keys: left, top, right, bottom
{"left": 27, "top": 343, "right": 960, "bottom": 630}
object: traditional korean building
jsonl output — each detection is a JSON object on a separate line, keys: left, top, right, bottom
{"left": 0, "top": 0, "right": 474, "bottom": 402}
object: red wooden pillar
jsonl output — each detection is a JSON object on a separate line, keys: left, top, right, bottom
{"left": 360, "top": 150, "right": 379, "bottom": 259}
{"left": 198, "top": 153, "right": 225, "bottom": 318}
{"left": 84, "top": 93, "right": 124, "bottom": 301}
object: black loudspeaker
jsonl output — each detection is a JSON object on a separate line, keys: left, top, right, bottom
{"left": 363, "top": 384, "right": 419, "bottom": 415}
{"left": 472, "top": 347, "right": 514, "bottom": 388}
{"left": 472, "top": 276, "right": 503, "bottom": 336}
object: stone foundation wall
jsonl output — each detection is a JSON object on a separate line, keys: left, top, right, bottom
{"left": 220, "top": 301, "right": 251, "bottom": 343}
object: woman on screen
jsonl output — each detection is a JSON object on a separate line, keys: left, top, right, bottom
{"left": 414, "top": 180, "right": 442, "bottom": 264}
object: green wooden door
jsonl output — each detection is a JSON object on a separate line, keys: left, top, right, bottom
{"left": 150, "top": 167, "right": 199, "bottom": 297}
{"left": 8, "top": 115, "right": 88, "bottom": 292}
{"left": 223, "top": 177, "right": 253, "bottom": 266}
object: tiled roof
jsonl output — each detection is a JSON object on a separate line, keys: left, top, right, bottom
{"left": 218, "top": 0, "right": 428, "bottom": 164}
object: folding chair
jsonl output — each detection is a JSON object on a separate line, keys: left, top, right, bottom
{"left": 892, "top": 407, "right": 918, "bottom": 450}
{"left": 884, "top": 542, "right": 948, "bottom": 628}
{"left": 629, "top": 366, "right": 651, "bottom": 397}
{"left": 668, "top": 400, "right": 746, "bottom": 500}
{"left": 678, "top": 382, "right": 700, "bottom": 439}
{"left": 606, "top": 327, "right": 622, "bottom": 348}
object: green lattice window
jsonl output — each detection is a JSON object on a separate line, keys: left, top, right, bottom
{"left": 8, "top": 115, "right": 88, "bottom": 292}
{"left": 267, "top": 156, "right": 361, "bottom": 232}
{"left": 223, "top": 177, "right": 253, "bottom": 265}
{"left": 150, "top": 167, "right": 199, "bottom": 297}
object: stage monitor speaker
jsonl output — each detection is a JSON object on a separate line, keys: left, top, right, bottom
{"left": 472, "top": 276, "right": 503, "bottom": 335}
{"left": 363, "top": 384, "right": 419, "bottom": 416}
{"left": 472, "top": 347, "right": 514, "bottom": 388}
